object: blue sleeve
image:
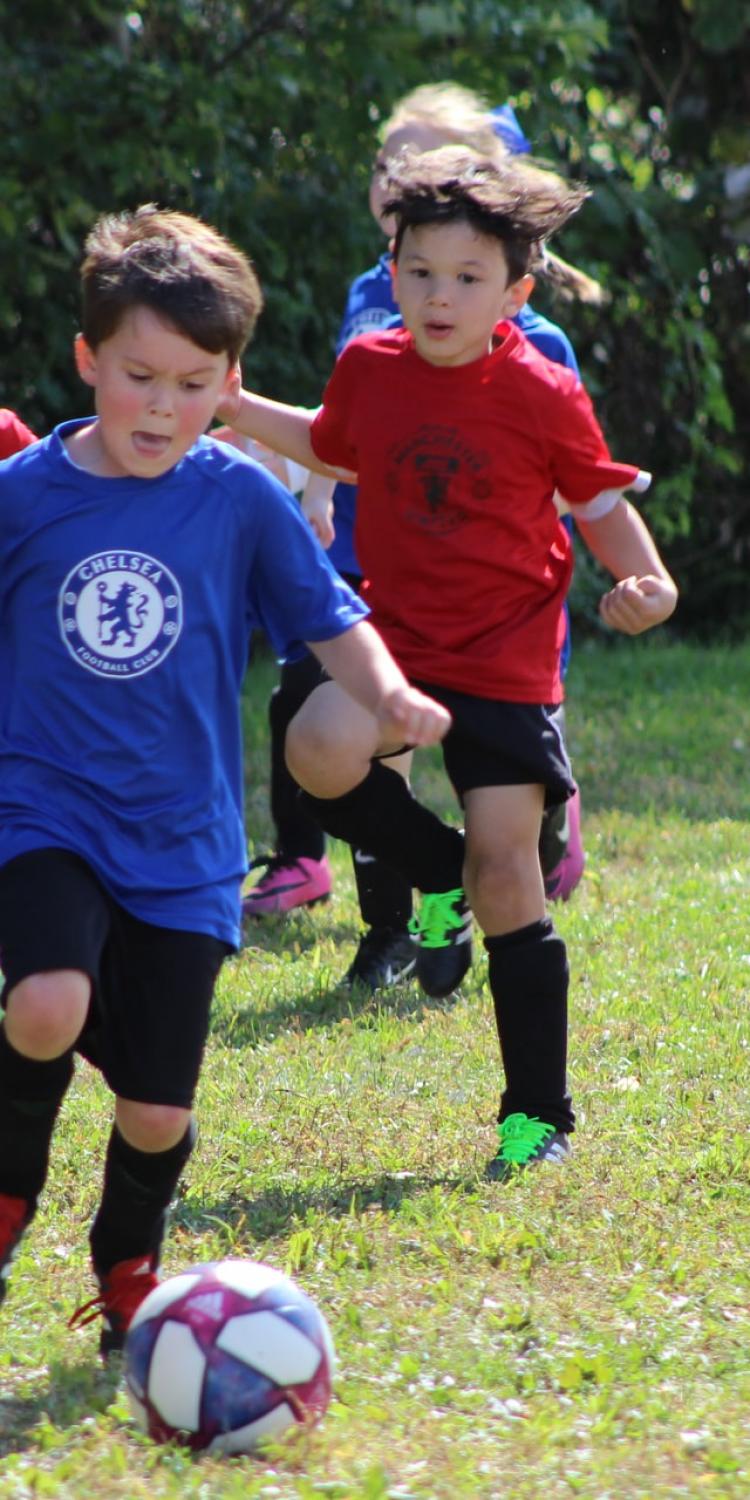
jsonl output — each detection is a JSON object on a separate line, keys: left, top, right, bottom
{"left": 336, "top": 278, "right": 362, "bottom": 355}
{"left": 528, "top": 325, "right": 579, "bottom": 376}
{"left": 515, "top": 305, "right": 580, "bottom": 376}
{"left": 246, "top": 473, "right": 368, "bottom": 660}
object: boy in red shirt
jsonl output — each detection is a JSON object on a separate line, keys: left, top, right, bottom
{"left": 219, "top": 147, "right": 677, "bottom": 1178}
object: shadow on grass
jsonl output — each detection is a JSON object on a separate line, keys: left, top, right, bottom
{"left": 175, "top": 1167, "right": 475, "bottom": 1244}
{"left": 239, "top": 909, "right": 357, "bottom": 955}
{"left": 0, "top": 1358, "right": 120, "bottom": 1456}
{"left": 211, "top": 971, "right": 463, "bottom": 1048}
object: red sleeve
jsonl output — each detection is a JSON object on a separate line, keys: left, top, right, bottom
{"left": 309, "top": 345, "right": 361, "bottom": 471}
{"left": 0, "top": 409, "right": 38, "bottom": 460}
{"left": 544, "top": 376, "right": 648, "bottom": 516}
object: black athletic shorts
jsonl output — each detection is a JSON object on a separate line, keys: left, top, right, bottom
{"left": 0, "top": 848, "right": 231, "bottom": 1108}
{"left": 412, "top": 682, "right": 575, "bottom": 806}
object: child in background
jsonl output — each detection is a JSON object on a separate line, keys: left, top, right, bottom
{"left": 0, "top": 204, "right": 448, "bottom": 1354}
{"left": 217, "top": 146, "right": 677, "bottom": 1179}
{"left": 0, "top": 407, "right": 37, "bottom": 457}
{"left": 243, "top": 84, "right": 596, "bottom": 989}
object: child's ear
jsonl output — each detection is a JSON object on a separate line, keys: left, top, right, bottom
{"left": 74, "top": 333, "right": 97, "bottom": 387}
{"left": 219, "top": 359, "right": 242, "bottom": 406}
{"left": 224, "top": 358, "right": 241, "bottom": 393}
{"left": 503, "top": 273, "right": 535, "bottom": 317}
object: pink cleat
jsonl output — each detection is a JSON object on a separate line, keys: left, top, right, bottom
{"left": 543, "top": 786, "right": 585, "bottom": 902}
{"left": 242, "top": 853, "right": 332, "bottom": 917}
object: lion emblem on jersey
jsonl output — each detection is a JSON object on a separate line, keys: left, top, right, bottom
{"left": 58, "top": 550, "right": 183, "bottom": 679}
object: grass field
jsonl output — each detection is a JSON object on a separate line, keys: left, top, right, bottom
{"left": 1, "top": 635, "right": 749, "bottom": 1499}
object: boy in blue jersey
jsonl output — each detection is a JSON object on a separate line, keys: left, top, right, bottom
{"left": 0, "top": 205, "right": 449, "bottom": 1356}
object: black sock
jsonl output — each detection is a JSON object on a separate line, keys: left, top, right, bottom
{"left": 301, "top": 763, "right": 464, "bottom": 893}
{"left": 269, "top": 660, "right": 327, "bottom": 861}
{"left": 0, "top": 1025, "right": 74, "bottom": 1207}
{"left": 351, "top": 846, "right": 413, "bottom": 930}
{"left": 485, "top": 918, "right": 574, "bottom": 1134}
{"left": 89, "top": 1120, "right": 196, "bottom": 1275}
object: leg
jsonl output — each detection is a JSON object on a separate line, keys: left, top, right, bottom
{"left": 244, "top": 655, "right": 332, "bottom": 916}
{"left": 74, "top": 915, "right": 228, "bottom": 1356}
{"left": 0, "top": 973, "right": 86, "bottom": 1297}
{"left": 269, "top": 658, "right": 328, "bottom": 861}
{"left": 540, "top": 785, "right": 584, "bottom": 901}
{"left": 346, "top": 748, "right": 416, "bottom": 992}
{"left": 462, "top": 785, "right": 573, "bottom": 1174}
{"left": 0, "top": 850, "right": 110, "bottom": 1299}
{"left": 83, "top": 1099, "right": 197, "bottom": 1357}
{"left": 287, "top": 682, "right": 465, "bottom": 891}
{"left": 288, "top": 682, "right": 470, "bottom": 995}
{"left": 538, "top": 708, "right": 585, "bottom": 902}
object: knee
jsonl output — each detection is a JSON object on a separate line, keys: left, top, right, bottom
{"left": 285, "top": 709, "right": 336, "bottom": 788}
{"left": 116, "top": 1099, "right": 192, "bottom": 1154}
{"left": 5, "top": 970, "right": 91, "bottom": 1059}
{"left": 464, "top": 847, "right": 530, "bottom": 914}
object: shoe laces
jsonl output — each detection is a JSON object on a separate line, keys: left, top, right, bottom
{"left": 409, "top": 888, "right": 466, "bottom": 949}
{"left": 496, "top": 1113, "right": 555, "bottom": 1166}
{"left": 69, "top": 1254, "right": 158, "bottom": 1335}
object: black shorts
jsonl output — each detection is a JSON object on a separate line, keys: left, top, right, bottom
{"left": 413, "top": 683, "right": 575, "bottom": 807}
{"left": 0, "top": 849, "right": 231, "bottom": 1108}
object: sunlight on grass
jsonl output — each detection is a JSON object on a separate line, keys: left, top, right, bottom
{"left": 1, "top": 639, "right": 749, "bottom": 1498}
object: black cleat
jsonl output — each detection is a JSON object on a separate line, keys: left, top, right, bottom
{"left": 410, "top": 888, "right": 472, "bottom": 998}
{"left": 343, "top": 926, "right": 417, "bottom": 992}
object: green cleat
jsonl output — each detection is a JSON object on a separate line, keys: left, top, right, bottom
{"left": 410, "top": 888, "right": 472, "bottom": 998}
{"left": 486, "top": 1112, "right": 571, "bottom": 1182}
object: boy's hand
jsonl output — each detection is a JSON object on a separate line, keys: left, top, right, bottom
{"left": 302, "top": 490, "right": 336, "bottom": 548}
{"left": 376, "top": 685, "right": 452, "bottom": 747}
{"left": 599, "top": 574, "right": 678, "bottom": 635}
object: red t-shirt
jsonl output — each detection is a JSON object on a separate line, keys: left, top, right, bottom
{"left": 311, "top": 322, "right": 647, "bottom": 703}
{"left": 0, "top": 409, "right": 37, "bottom": 460}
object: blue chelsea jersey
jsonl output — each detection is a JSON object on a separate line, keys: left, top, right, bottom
{"left": 0, "top": 422, "right": 367, "bottom": 945}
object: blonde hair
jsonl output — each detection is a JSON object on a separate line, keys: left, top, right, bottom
{"left": 379, "top": 82, "right": 606, "bottom": 306}
{"left": 379, "top": 82, "right": 503, "bottom": 159}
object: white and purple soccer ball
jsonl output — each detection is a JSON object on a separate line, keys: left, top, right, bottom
{"left": 123, "top": 1258, "right": 335, "bottom": 1454}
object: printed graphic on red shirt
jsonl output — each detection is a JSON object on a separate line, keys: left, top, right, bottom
{"left": 386, "top": 424, "right": 492, "bottom": 534}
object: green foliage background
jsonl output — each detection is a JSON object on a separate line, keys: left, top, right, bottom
{"left": 1, "top": 0, "right": 748, "bottom": 630}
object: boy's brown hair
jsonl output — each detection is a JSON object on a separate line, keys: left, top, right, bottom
{"left": 80, "top": 204, "right": 263, "bottom": 362}
{"left": 385, "top": 146, "right": 589, "bottom": 287}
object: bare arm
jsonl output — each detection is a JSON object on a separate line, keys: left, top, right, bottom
{"left": 215, "top": 383, "right": 355, "bottom": 483}
{"left": 576, "top": 498, "right": 678, "bottom": 634}
{"left": 301, "top": 471, "right": 336, "bottom": 549}
{"left": 307, "top": 620, "right": 451, "bottom": 748}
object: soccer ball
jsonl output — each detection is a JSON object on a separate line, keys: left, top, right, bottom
{"left": 123, "top": 1258, "right": 335, "bottom": 1453}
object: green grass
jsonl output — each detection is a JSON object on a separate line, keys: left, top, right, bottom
{"left": 2, "top": 636, "right": 750, "bottom": 1498}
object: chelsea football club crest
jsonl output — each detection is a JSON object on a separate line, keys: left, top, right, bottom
{"left": 58, "top": 550, "right": 183, "bottom": 679}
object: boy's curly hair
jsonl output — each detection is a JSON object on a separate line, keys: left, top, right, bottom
{"left": 385, "top": 146, "right": 590, "bottom": 286}
{"left": 81, "top": 204, "right": 263, "bottom": 361}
